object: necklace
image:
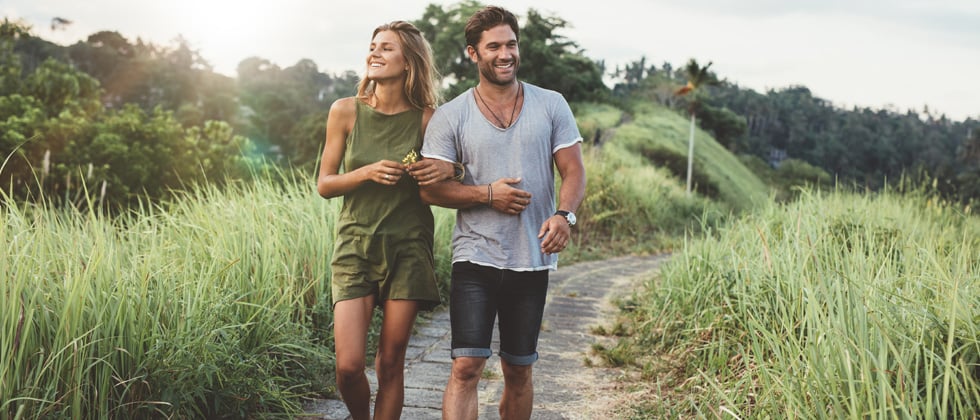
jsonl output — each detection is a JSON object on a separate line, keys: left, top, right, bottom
{"left": 474, "top": 82, "right": 522, "bottom": 128}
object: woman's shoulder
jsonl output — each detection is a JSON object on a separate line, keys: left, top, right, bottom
{"left": 330, "top": 96, "right": 359, "bottom": 112}
{"left": 329, "top": 97, "right": 362, "bottom": 124}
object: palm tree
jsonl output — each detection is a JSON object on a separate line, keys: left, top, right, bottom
{"left": 675, "top": 59, "right": 719, "bottom": 195}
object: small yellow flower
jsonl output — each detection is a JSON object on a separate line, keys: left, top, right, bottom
{"left": 402, "top": 150, "right": 418, "bottom": 165}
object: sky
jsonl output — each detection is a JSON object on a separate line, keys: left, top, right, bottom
{"left": 4, "top": 0, "right": 979, "bottom": 121}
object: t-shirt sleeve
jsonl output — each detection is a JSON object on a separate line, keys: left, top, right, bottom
{"left": 421, "top": 107, "right": 458, "bottom": 163}
{"left": 550, "top": 94, "right": 583, "bottom": 153}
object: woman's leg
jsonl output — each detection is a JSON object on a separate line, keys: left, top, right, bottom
{"left": 333, "top": 295, "right": 375, "bottom": 420}
{"left": 373, "top": 299, "right": 420, "bottom": 420}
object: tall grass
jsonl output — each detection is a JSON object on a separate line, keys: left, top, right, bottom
{"left": 602, "top": 188, "right": 979, "bottom": 418}
{"left": 0, "top": 172, "right": 455, "bottom": 419}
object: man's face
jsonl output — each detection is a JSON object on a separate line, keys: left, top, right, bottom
{"left": 469, "top": 24, "right": 519, "bottom": 86}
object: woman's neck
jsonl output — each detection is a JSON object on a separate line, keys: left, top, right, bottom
{"left": 369, "top": 81, "right": 411, "bottom": 114}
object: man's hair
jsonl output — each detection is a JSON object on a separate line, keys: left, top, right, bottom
{"left": 357, "top": 20, "right": 442, "bottom": 109}
{"left": 464, "top": 6, "right": 519, "bottom": 49}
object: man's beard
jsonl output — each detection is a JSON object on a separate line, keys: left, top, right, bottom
{"left": 477, "top": 52, "right": 519, "bottom": 86}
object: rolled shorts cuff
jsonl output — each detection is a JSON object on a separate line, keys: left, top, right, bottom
{"left": 500, "top": 351, "right": 538, "bottom": 366}
{"left": 451, "top": 347, "right": 492, "bottom": 359}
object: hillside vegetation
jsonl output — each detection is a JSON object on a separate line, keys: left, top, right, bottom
{"left": 0, "top": 100, "right": 753, "bottom": 417}
{"left": 570, "top": 101, "right": 768, "bottom": 259}
{"left": 596, "top": 187, "right": 980, "bottom": 417}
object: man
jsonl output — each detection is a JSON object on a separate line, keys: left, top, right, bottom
{"left": 418, "top": 6, "right": 586, "bottom": 419}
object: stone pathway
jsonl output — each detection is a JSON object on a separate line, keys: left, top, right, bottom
{"left": 303, "top": 254, "right": 669, "bottom": 419}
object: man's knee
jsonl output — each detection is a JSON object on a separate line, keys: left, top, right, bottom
{"left": 450, "top": 357, "right": 487, "bottom": 383}
{"left": 500, "top": 361, "right": 533, "bottom": 385}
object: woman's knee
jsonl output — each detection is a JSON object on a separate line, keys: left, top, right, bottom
{"left": 375, "top": 354, "right": 406, "bottom": 382}
{"left": 336, "top": 359, "right": 366, "bottom": 383}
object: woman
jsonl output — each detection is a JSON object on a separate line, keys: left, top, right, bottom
{"left": 316, "top": 21, "right": 453, "bottom": 420}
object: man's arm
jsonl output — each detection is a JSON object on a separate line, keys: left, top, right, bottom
{"left": 418, "top": 180, "right": 488, "bottom": 209}
{"left": 538, "top": 143, "right": 586, "bottom": 254}
{"left": 554, "top": 143, "right": 586, "bottom": 214}
{"left": 421, "top": 177, "right": 533, "bottom": 213}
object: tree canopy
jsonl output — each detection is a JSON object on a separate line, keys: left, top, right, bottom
{"left": 415, "top": 2, "right": 607, "bottom": 102}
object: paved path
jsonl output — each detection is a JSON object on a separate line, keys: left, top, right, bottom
{"left": 303, "top": 254, "right": 669, "bottom": 419}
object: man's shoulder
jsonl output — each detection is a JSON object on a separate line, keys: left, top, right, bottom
{"left": 436, "top": 89, "right": 472, "bottom": 113}
{"left": 522, "top": 82, "right": 570, "bottom": 108}
{"left": 522, "top": 82, "right": 562, "bottom": 98}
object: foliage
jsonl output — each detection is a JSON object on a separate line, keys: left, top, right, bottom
{"left": 414, "top": 0, "right": 484, "bottom": 99}
{"left": 0, "top": 171, "right": 458, "bottom": 418}
{"left": 705, "top": 83, "right": 978, "bottom": 202}
{"left": 415, "top": 2, "right": 608, "bottom": 102}
{"left": 609, "top": 53, "right": 979, "bottom": 203}
{"left": 516, "top": 9, "right": 607, "bottom": 102}
{"left": 613, "top": 101, "right": 769, "bottom": 212}
{"left": 572, "top": 140, "right": 724, "bottom": 260}
{"left": 675, "top": 58, "right": 719, "bottom": 115}
{"left": 236, "top": 57, "right": 356, "bottom": 167}
{"left": 1, "top": 22, "right": 265, "bottom": 208}
{"left": 694, "top": 102, "right": 747, "bottom": 152}
{"left": 741, "top": 154, "right": 834, "bottom": 201}
{"left": 598, "top": 188, "right": 980, "bottom": 417}
{"left": 67, "top": 31, "right": 238, "bottom": 125}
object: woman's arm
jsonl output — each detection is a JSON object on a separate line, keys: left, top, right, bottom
{"left": 317, "top": 97, "right": 406, "bottom": 199}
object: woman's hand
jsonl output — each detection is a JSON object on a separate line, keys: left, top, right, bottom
{"left": 365, "top": 160, "right": 406, "bottom": 185}
{"left": 407, "top": 158, "right": 455, "bottom": 186}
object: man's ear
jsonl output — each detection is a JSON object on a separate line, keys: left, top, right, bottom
{"left": 467, "top": 45, "right": 478, "bottom": 63}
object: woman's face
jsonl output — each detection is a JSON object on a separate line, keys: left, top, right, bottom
{"left": 366, "top": 30, "right": 408, "bottom": 82}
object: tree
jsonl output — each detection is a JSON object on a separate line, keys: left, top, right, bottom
{"left": 695, "top": 102, "right": 747, "bottom": 152}
{"left": 674, "top": 59, "right": 719, "bottom": 195}
{"left": 415, "top": 3, "right": 608, "bottom": 102}
{"left": 514, "top": 9, "right": 607, "bottom": 102}
{"left": 415, "top": 1, "right": 484, "bottom": 98}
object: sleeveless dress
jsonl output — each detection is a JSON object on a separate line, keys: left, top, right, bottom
{"left": 329, "top": 100, "right": 440, "bottom": 310}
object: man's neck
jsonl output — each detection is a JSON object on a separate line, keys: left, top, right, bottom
{"left": 477, "top": 80, "right": 520, "bottom": 102}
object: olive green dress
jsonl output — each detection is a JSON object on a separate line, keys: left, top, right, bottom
{"left": 330, "top": 100, "right": 440, "bottom": 310}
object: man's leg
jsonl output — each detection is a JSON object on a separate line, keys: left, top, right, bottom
{"left": 499, "top": 360, "right": 533, "bottom": 419}
{"left": 496, "top": 269, "right": 548, "bottom": 420}
{"left": 442, "top": 356, "right": 488, "bottom": 420}
{"left": 444, "top": 262, "right": 499, "bottom": 419}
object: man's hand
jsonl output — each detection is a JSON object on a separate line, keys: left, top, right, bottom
{"left": 489, "top": 177, "right": 531, "bottom": 215}
{"left": 538, "top": 215, "right": 571, "bottom": 254}
{"left": 407, "top": 158, "right": 454, "bottom": 186}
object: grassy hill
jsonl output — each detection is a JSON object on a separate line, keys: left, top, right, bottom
{"left": 575, "top": 103, "right": 980, "bottom": 418}
{"left": 569, "top": 101, "right": 770, "bottom": 257}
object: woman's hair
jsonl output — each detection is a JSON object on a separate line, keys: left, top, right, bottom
{"left": 464, "top": 6, "right": 520, "bottom": 49}
{"left": 356, "top": 20, "right": 441, "bottom": 109}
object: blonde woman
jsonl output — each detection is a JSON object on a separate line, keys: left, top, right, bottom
{"left": 317, "top": 20, "right": 453, "bottom": 420}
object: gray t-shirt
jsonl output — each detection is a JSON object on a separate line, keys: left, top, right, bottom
{"left": 422, "top": 82, "right": 582, "bottom": 271}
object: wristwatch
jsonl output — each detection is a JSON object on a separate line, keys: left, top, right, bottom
{"left": 555, "top": 210, "right": 576, "bottom": 226}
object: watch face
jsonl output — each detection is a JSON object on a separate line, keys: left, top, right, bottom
{"left": 566, "top": 212, "right": 576, "bottom": 226}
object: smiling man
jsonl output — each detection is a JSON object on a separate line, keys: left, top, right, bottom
{"left": 418, "top": 5, "right": 586, "bottom": 419}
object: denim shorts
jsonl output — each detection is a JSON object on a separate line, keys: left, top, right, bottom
{"left": 449, "top": 261, "right": 549, "bottom": 366}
